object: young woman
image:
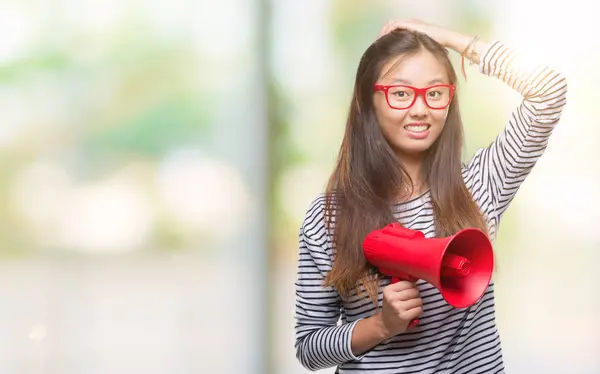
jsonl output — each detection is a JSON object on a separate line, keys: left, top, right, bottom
{"left": 294, "top": 19, "right": 567, "bottom": 373}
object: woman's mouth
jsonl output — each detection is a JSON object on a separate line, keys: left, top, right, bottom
{"left": 403, "top": 123, "right": 431, "bottom": 140}
{"left": 404, "top": 123, "right": 431, "bottom": 133}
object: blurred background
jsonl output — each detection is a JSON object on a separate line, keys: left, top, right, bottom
{"left": 0, "top": 0, "right": 598, "bottom": 373}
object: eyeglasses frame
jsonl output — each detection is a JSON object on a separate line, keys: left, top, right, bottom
{"left": 373, "top": 83, "right": 456, "bottom": 110}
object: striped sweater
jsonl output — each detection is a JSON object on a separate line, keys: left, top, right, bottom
{"left": 294, "top": 41, "right": 568, "bottom": 373}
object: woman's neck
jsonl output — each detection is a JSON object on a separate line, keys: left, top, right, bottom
{"left": 397, "top": 154, "right": 427, "bottom": 200}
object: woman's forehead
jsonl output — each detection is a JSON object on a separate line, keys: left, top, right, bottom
{"left": 379, "top": 51, "right": 449, "bottom": 86}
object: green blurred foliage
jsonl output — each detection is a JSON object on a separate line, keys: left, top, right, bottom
{"left": 0, "top": 23, "right": 214, "bottom": 256}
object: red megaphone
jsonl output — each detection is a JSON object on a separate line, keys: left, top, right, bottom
{"left": 363, "top": 222, "right": 494, "bottom": 328}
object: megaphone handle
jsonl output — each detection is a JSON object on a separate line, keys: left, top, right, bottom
{"left": 390, "top": 276, "right": 420, "bottom": 330}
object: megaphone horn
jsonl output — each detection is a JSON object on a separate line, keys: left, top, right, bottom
{"left": 363, "top": 222, "right": 494, "bottom": 327}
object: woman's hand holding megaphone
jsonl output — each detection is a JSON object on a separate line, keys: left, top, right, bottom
{"left": 377, "top": 280, "right": 423, "bottom": 338}
{"left": 351, "top": 280, "right": 423, "bottom": 356}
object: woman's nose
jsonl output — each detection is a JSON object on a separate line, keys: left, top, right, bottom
{"left": 409, "top": 95, "right": 428, "bottom": 117}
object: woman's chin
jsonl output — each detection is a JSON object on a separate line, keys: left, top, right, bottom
{"left": 391, "top": 140, "right": 434, "bottom": 157}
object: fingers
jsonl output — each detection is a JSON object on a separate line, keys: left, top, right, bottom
{"left": 394, "top": 296, "right": 423, "bottom": 312}
{"left": 400, "top": 305, "right": 423, "bottom": 321}
{"left": 378, "top": 20, "right": 406, "bottom": 38}
{"left": 381, "top": 281, "right": 424, "bottom": 327}
{"left": 383, "top": 282, "right": 421, "bottom": 305}
{"left": 379, "top": 19, "right": 418, "bottom": 37}
{"left": 390, "top": 297, "right": 423, "bottom": 322}
{"left": 396, "top": 287, "right": 420, "bottom": 302}
{"left": 378, "top": 19, "right": 428, "bottom": 39}
{"left": 377, "top": 21, "right": 392, "bottom": 38}
{"left": 384, "top": 286, "right": 419, "bottom": 302}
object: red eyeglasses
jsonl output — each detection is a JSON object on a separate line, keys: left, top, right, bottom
{"left": 373, "top": 84, "right": 456, "bottom": 110}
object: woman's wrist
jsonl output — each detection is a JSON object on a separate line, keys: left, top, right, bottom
{"left": 445, "top": 31, "right": 475, "bottom": 53}
{"left": 351, "top": 312, "right": 396, "bottom": 356}
{"left": 444, "top": 31, "right": 489, "bottom": 65}
{"left": 371, "top": 312, "right": 397, "bottom": 340}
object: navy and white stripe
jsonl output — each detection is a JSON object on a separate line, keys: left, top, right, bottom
{"left": 294, "top": 41, "right": 567, "bottom": 373}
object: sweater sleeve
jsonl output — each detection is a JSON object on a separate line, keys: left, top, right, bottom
{"left": 465, "top": 41, "right": 568, "bottom": 226}
{"left": 294, "top": 197, "right": 363, "bottom": 371}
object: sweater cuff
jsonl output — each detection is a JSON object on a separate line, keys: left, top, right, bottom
{"left": 479, "top": 40, "right": 516, "bottom": 77}
{"left": 346, "top": 318, "right": 368, "bottom": 361}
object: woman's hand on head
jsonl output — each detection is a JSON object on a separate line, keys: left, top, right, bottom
{"left": 378, "top": 19, "right": 454, "bottom": 48}
{"left": 377, "top": 19, "right": 479, "bottom": 57}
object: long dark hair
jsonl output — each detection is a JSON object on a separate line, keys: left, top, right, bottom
{"left": 323, "top": 29, "right": 489, "bottom": 302}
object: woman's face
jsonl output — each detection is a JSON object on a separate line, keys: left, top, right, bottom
{"left": 373, "top": 49, "right": 453, "bottom": 158}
